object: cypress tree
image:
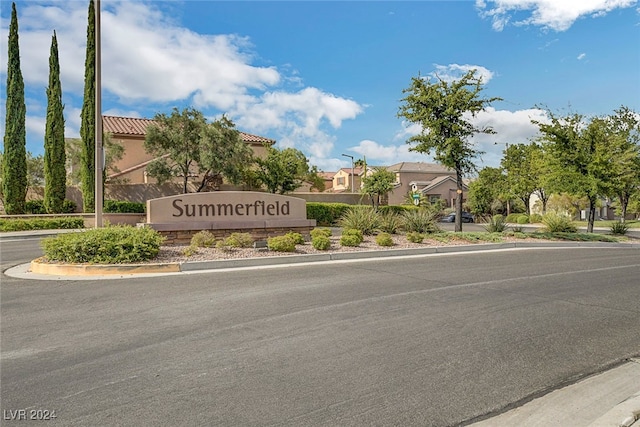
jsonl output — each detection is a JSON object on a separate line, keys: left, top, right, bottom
{"left": 80, "top": 0, "right": 95, "bottom": 212}
{"left": 2, "top": 2, "right": 27, "bottom": 214}
{"left": 44, "top": 31, "right": 66, "bottom": 213}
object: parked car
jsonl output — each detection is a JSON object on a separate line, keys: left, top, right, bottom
{"left": 440, "top": 212, "right": 474, "bottom": 223}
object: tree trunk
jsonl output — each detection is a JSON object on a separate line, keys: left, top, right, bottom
{"left": 455, "top": 169, "right": 463, "bottom": 232}
{"left": 619, "top": 194, "right": 629, "bottom": 223}
{"left": 587, "top": 196, "right": 597, "bottom": 233}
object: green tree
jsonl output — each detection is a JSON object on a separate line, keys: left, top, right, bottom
{"left": 196, "top": 116, "right": 253, "bottom": 192}
{"left": 255, "top": 146, "right": 310, "bottom": 194}
{"left": 26, "top": 152, "right": 45, "bottom": 191}
{"left": 361, "top": 167, "right": 396, "bottom": 209}
{"left": 596, "top": 107, "right": 640, "bottom": 222}
{"left": 467, "top": 167, "right": 508, "bottom": 216}
{"left": 398, "top": 70, "right": 501, "bottom": 231}
{"left": 66, "top": 133, "right": 122, "bottom": 185}
{"left": 2, "top": 2, "right": 27, "bottom": 214}
{"left": 80, "top": 0, "right": 95, "bottom": 212}
{"left": 501, "top": 144, "right": 537, "bottom": 215}
{"left": 43, "top": 31, "right": 67, "bottom": 213}
{"left": 534, "top": 112, "right": 610, "bottom": 232}
{"left": 145, "top": 108, "right": 251, "bottom": 193}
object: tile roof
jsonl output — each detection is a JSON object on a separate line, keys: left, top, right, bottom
{"left": 102, "top": 115, "right": 275, "bottom": 144}
{"left": 386, "top": 161, "right": 453, "bottom": 173}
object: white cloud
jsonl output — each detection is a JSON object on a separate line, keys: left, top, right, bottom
{"left": 577, "top": 52, "right": 587, "bottom": 60}
{"left": 0, "top": 1, "right": 364, "bottom": 160}
{"left": 476, "top": 0, "right": 638, "bottom": 32}
{"left": 392, "top": 107, "right": 549, "bottom": 168}
{"left": 349, "top": 139, "right": 432, "bottom": 165}
{"left": 431, "top": 64, "right": 495, "bottom": 84}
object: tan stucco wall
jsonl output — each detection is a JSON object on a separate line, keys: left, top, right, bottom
{"left": 387, "top": 170, "right": 457, "bottom": 205}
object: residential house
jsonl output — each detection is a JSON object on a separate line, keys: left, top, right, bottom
{"left": 102, "top": 115, "right": 275, "bottom": 184}
{"left": 385, "top": 162, "right": 468, "bottom": 206}
{"left": 331, "top": 167, "right": 363, "bottom": 193}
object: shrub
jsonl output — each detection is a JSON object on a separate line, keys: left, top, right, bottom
{"left": 406, "top": 231, "right": 425, "bottom": 243}
{"left": 484, "top": 214, "right": 507, "bottom": 232}
{"left": 310, "top": 227, "right": 332, "bottom": 239}
{"left": 610, "top": 220, "right": 629, "bottom": 235}
{"left": 378, "top": 212, "right": 403, "bottom": 234}
{"left": 311, "top": 235, "right": 331, "bottom": 250}
{"left": 24, "top": 199, "right": 76, "bottom": 214}
{"left": 340, "top": 234, "right": 361, "bottom": 247}
{"left": 342, "top": 228, "right": 364, "bottom": 244}
{"left": 285, "top": 231, "right": 305, "bottom": 245}
{"left": 223, "top": 232, "right": 254, "bottom": 248}
{"left": 378, "top": 205, "right": 417, "bottom": 216}
{"left": 306, "top": 202, "right": 351, "bottom": 226}
{"left": 338, "top": 206, "right": 380, "bottom": 235}
{"left": 375, "top": 232, "right": 394, "bottom": 247}
{"left": 191, "top": 230, "right": 216, "bottom": 248}
{"left": 0, "top": 217, "right": 84, "bottom": 232}
{"left": 517, "top": 215, "right": 529, "bottom": 224}
{"left": 25, "top": 200, "right": 46, "bottom": 214}
{"left": 402, "top": 209, "right": 440, "bottom": 233}
{"left": 529, "top": 213, "right": 543, "bottom": 223}
{"left": 41, "top": 225, "right": 164, "bottom": 264}
{"left": 505, "top": 213, "right": 521, "bottom": 223}
{"left": 541, "top": 212, "right": 577, "bottom": 233}
{"left": 267, "top": 235, "right": 296, "bottom": 252}
{"left": 104, "top": 200, "right": 146, "bottom": 213}
{"left": 182, "top": 244, "right": 198, "bottom": 256}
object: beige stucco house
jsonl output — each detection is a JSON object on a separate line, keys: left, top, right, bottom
{"left": 385, "top": 162, "right": 468, "bottom": 206}
{"left": 102, "top": 115, "right": 275, "bottom": 184}
{"left": 331, "top": 167, "right": 363, "bottom": 193}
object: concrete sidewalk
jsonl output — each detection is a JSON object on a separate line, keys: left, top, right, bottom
{"left": 471, "top": 359, "right": 640, "bottom": 427}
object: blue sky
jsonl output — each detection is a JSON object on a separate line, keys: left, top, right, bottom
{"left": 1, "top": 0, "right": 639, "bottom": 172}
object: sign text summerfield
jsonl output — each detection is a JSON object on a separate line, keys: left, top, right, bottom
{"left": 171, "top": 199, "right": 291, "bottom": 218}
{"left": 146, "top": 191, "right": 311, "bottom": 226}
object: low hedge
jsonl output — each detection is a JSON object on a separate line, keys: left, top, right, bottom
{"left": 41, "top": 225, "right": 165, "bottom": 264}
{"left": 25, "top": 199, "right": 76, "bottom": 214}
{"left": 0, "top": 217, "right": 84, "bottom": 232}
{"left": 104, "top": 200, "right": 146, "bottom": 213}
{"left": 306, "top": 202, "right": 352, "bottom": 226}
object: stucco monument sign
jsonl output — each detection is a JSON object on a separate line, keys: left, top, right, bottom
{"left": 144, "top": 192, "right": 316, "bottom": 244}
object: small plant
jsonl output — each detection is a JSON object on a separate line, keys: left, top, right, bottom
{"left": 310, "top": 227, "right": 332, "bottom": 239}
{"left": 406, "top": 231, "right": 425, "bottom": 243}
{"left": 529, "top": 213, "right": 543, "bottom": 223}
{"left": 182, "top": 244, "right": 198, "bottom": 256}
{"left": 375, "top": 232, "right": 394, "bottom": 247}
{"left": 311, "top": 235, "right": 331, "bottom": 250}
{"left": 191, "top": 230, "right": 216, "bottom": 248}
{"left": 338, "top": 206, "right": 380, "bottom": 235}
{"left": 402, "top": 208, "right": 440, "bottom": 233}
{"left": 225, "top": 232, "right": 254, "bottom": 248}
{"left": 378, "top": 212, "right": 403, "bottom": 234}
{"left": 484, "top": 214, "right": 507, "bottom": 233}
{"left": 517, "top": 215, "right": 529, "bottom": 224}
{"left": 610, "top": 220, "right": 629, "bottom": 235}
{"left": 340, "top": 234, "right": 361, "bottom": 247}
{"left": 267, "top": 235, "right": 296, "bottom": 252}
{"left": 505, "top": 213, "right": 521, "bottom": 223}
{"left": 541, "top": 212, "right": 577, "bottom": 233}
{"left": 285, "top": 231, "right": 305, "bottom": 245}
{"left": 342, "top": 228, "right": 364, "bottom": 244}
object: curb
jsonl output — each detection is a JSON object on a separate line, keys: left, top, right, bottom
{"left": 30, "top": 257, "right": 181, "bottom": 276}
{"left": 21, "top": 241, "right": 639, "bottom": 276}
{"left": 588, "top": 392, "right": 640, "bottom": 427}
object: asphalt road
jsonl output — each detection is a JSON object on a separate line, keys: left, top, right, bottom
{"left": 1, "top": 240, "right": 639, "bottom": 426}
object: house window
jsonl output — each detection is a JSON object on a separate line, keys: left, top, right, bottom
{"left": 337, "top": 177, "right": 345, "bottom": 186}
{"left": 395, "top": 173, "right": 401, "bottom": 183}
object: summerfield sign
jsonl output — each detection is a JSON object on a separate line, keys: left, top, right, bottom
{"left": 145, "top": 192, "right": 316, "bottom": 243}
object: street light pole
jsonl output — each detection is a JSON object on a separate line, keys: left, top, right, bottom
{"left": 94, "top": 0, "right": 103, "bottom": 228}
{"left": 341, "top": 154, "right": 354, "bottom": 193}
